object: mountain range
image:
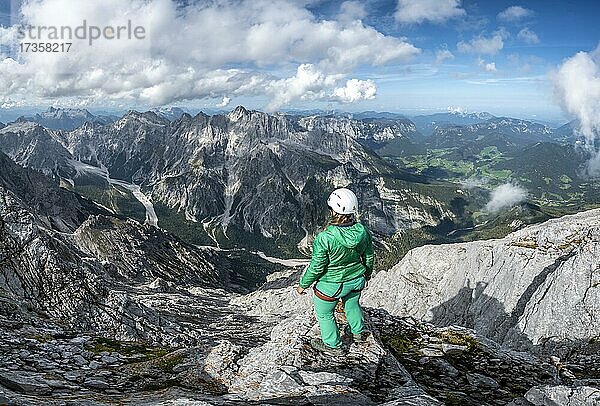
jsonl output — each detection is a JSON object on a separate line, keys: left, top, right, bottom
{"left": 412, "top": 110, "right": 495, "bottom": 136}
{"left": 18, "top": 107, "right": 118, "bottom": 131}
{"left": 0, "top": 107, "right": 473, "bottom": 257}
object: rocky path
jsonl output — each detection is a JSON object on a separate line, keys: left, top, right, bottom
{"left": 2, "top": 171, "right": 600, "bottom": 405}
{"left": 2, "top": 268, "right": 600, "bottom": 405}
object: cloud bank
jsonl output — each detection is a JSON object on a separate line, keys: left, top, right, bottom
{"left": 485, "top": 183, "right": 527, "bottom": 213}
{"left": 0, "top": 0, "right": 420, "bottom": 109}
{"left": 553, "top": 45, "right": 600, "bottom": 175}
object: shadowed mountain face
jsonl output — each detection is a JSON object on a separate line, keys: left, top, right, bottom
{"left": 0, "top": 150, "right": 108, "bottom": 231}
{"left": 0, "top": 150, "right": 280, "bottom": 342}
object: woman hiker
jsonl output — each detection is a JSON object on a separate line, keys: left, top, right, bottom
{"left": 296, "top": 188, "right": 374, "bottom": 355}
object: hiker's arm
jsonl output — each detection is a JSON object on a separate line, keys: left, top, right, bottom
{"left": 363, "top": 231, "right": 374, "bottom": 280}
{"left": 299, "top": 234, "right": 329, "bottom": 289}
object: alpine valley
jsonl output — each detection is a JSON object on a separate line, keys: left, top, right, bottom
{"left": 1, "top": 106, "right": 599, "bottom": 405}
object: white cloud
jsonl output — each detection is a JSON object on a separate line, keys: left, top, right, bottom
{"left": 457, "top": 34, "right": 504, "bottom": 55}
{"left": 216, "top": 97, "right": 231, "bottom": 108}
{"left": 494, "top": 27, "right": 511, "bottom": 40}
{"left": 485, "top": 62, "right": 497, "bottom": 72}
{"left": 394, "top": 0, "right": 466, "bottom": 24}
{"left": 0, "top": 0, "right": 420, "bottom": 109}
{"left": 517, "top": 28, "right": 540, "bottom": 44}
{"left": 553, "top": 44, "right": 600, "bottom": 176}
{"left": 332, "top": 78, "right": 376, "bottom": 103}
{"left": 497, "top": 6, "right": 533, "bottom": 22}
{"left": 477, "top": 58, "right": 497, "bottom": 72}
{"left": 339, "top": 1, "right": 367, "bottom": 22}
{"left": 485, "top": 183, "right": 527, "bottom": 213}
{"left": 435, "top": 49, "right": 455, "bottom": 64}
{"left": 265, "top": 64, "right": 376, "bottom": 111}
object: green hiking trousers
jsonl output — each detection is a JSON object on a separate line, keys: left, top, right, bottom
{"left": 313, "top": 276, "right": 366, "bottom": 348}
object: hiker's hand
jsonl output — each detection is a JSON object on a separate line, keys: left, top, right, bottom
{"left": 296, "top": 286, "right": 306, "bottom": 295}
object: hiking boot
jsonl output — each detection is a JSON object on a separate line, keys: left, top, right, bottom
{"left": 344, "top": 325, "right": 369, "bottom": 343}
{"left": 309, "top": 338, "right": 344, "bottom": 356}
{"left": 353, "top": 331, "right": 370, "bottom": 344}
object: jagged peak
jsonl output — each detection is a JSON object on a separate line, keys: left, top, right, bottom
{"left": 124, "top": 109, "right": 143, "bottom": 117}
{"left": 233, "top": 105, "right": 248, "bottom": 114}
{"left": 227, "top": 105, "right": 251, "bottom": 121}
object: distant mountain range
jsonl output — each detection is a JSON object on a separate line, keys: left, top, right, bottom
{"left": 426, "top": 117, "right": 556, "bottom": 149}
{"left": 0, "top": 105, "right": 595, "bottom": 258}
{"left": 412, "top": 110, "right": 496, "bottom": 136}
{"left": 17, "top": 107, "right": 118, "bottom": 131}
{"left": 152, "top": 106, "right": 189, "bottom": 121}
{"left": 0, "top": 106, "right": 470, "bottom": 256}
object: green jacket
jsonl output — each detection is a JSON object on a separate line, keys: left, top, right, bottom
{"left": 299, "top": 222, "right": 374, "bottom": 289}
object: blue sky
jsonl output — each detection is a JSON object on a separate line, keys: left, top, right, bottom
{"left": 305, "top": 0, "right": 600, "bottom": 119}
{"left": 0, "top": 0, "right": 598, "bottom": 121}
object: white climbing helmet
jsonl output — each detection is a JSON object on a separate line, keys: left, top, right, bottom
{"left": 327, "top": 188, "right": 358, "bottom": 215}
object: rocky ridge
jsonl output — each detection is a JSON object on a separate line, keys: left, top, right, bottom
{"left": 2, "top": 201, "right": 600, "bottom": 403}
{"left": 2, "top": 263, "right": 597, "bottom": 405}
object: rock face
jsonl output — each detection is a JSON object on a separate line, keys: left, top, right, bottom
{"left": 525, "top": 385, "right": 600, "bottom": 405}
{"left": 0, "top": 150, "right": 106, "bottom": 231}
{"left": 0, "top": 122, "right": 76, "bottom": 179}
{"left": 0, "top": 264, "right": 566, "bottom": 406}
{"left": 364, "top": 208, "right": 600, "bottom": 353}
{"left": 0, "top": 150, "right": 279, "bottom": 345}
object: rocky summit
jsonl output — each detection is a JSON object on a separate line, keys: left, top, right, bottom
{"left": 1, "top": 109, "right": 600, "bottom": 405}
{"left": 2, "top": 151, "right": 600, "bottom": 405}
